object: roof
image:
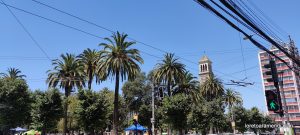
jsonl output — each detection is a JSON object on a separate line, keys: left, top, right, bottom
{"left": 199, "top": 55, "right": 211, "bottom": 63}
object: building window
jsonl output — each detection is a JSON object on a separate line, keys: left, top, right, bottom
{"left": 283, "top": 83, "right": 294, "bottom": 88}
{"left": 284, "top": 91, "right": 296, "bottom": 95}
{"left": 285, "top": 98, "right": 297, "bottom": 103}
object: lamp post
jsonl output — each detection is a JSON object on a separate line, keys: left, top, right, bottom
{"left": 133, "top": 119, "right": 138, "bottom": 135}
{"left": 151, "top": 84, "right": 155, "bottom": 135}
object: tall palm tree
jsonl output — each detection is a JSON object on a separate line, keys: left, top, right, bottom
{"left": 153, "top": 53, "right": 186, "bottom": 96}
{"left": 98, "top": 32, "right": 143, "bottom": 134}
{"left": 200, "top": 74, "right": 224, "bottom": 101}
{"left": 47, "top": 53, "right": 85, "bottom": 135}
{"left": 174, "top": 71, "right": 198, "bottom": 95}
{"left": 224, "top": 88, "right": 242, "bottom": 118}
{"left": 78, "top": 48, "right": 103, "bottom": 90}
{"left": 224, "top": 88, "right": 242, "bottom": 134}
{"left": 0, "top": 67, "right": 26, "bottom": 80}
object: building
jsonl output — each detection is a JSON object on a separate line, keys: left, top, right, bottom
{"left": 258, "top": 40, "right": 300, "bottom": 133}
{"left": 199, "top": 55, "right": 213, "bottom": 84}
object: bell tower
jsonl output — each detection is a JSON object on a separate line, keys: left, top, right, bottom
{"left": 199, "top": 55, "right": 212, "bottom": 84}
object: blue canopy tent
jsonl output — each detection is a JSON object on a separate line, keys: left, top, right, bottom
{"left": 125, "top": 124, "right": 147, "bottom": 131}
{"left": 10, "top": 127, "right": 27, "bottom": 132}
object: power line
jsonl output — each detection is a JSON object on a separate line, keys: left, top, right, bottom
{"left": 0, "top": 0, "right": 51, "bottom": 60}
{"left": 1, "top": 1, "right": 250, "bottom": 81}
{"left": 28, "top": 0, "right": 242, "bottom": 79}
{"left": 219, "top": 0, "right": 300, "bottom": 70}
{"left": 246, "top": 0, "right": 288, "bottom": 38}
{"left": 0, "top": 1, "right": 105, "bottom": 40}
{"left": 237, "top": 22, "right": 247, "bottom": 78}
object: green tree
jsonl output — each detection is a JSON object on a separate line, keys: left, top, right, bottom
{"left": 98, "top": 32, "right": 143, "bottom": 134}
{"left": 78, "top": 48, "right": 103, "bottom": 90}
{"left": 173, "top": 71, "right": 198, "bottom": 95}
{"left": 122, "top": 72, "right": 151, "bottom": 113}
{"left": 224, "top": 88, "right": 243, "bottom": 114}
{"left": 200, "top": 75, "right": 224, "bottom": 101}
{"left": 77, "top": 89, "right": 109, "bottom": 134}
{"left": 153, "top": 53, "right": 186, "bottom": 96}
{"left": 57, "top": 95, "right": 80, "bottom": 134}
{"left": 138, "top": 104, "right": 152, "bottom": 129}
{"left": 47, "top": 53, "right": 85, "bottom": 135}
{"left": 0, "top": 67, "right": 26, "bottom": 80}
{"left": 0, "top": 79, "right": 31, "bottom": 134}
{"left": 31, "top": 89, "right": 63, "bottom": 134}
{"left": 160, "top": 94, "right": 190, "bottom": 135}
{"left": 230, "top": 105, "right": 249, "bottom": 133}
{"left": 223, "top": 88, "right": 242, "bottom": 133}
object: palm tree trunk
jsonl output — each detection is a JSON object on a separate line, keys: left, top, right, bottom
{"left": 209, "top": 124, "right": 213, "bottom": 134}
{"left": 63, "top": 96, "right": 68, "bottom": 135}
{"left": 179, "top": 129, "right": 184, "bottom": 135}
{"left": 113, "top": 70, "right": 120, "bottom": 135}
{"left": 230, "top": 105, "right": 236, "bottom": 134}
{"left": 167, "top": 81, "right": 171, "bottom": 96}
{"left": 63, "top": 88, "right": 71, "bottom": 135}
{"left": 88, "top": 70, "right": 93, "bottom": 90}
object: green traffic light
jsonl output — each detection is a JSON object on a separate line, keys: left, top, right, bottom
{"left": 270, "top": 101, "right": 277, "bottom": 110}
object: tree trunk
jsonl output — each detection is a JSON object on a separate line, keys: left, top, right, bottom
{"left": 209, "top": 124, "right": 213, "bottom": 134}
{"left": 167, "top": 81, "right": 171, "bottom": 96}
{"left": 179, "top": 129, "right": 184, "bottom": 135}
{"left": 88, "top": 69, "right": 93, "bottom": 90}
{"left": 113, "top": 71, "right": 120, "bottom": 135}
{"left": 41, "top": 127, "right": 46, "bottom": 135}
{"left": 63, "top": 89, "right": 70, "bottom": 135}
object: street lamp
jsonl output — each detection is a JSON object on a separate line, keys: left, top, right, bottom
{"left": 151, "top": 84, "right": 155, "bottom": 135}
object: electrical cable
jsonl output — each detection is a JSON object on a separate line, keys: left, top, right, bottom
{"left": 0, "top": 0, "right": 51, "bottom": 60}
{"left": 0, "top": 1, "right": 252, "bottom": 82}
{"left": 219, "top": 0, "right": 300, "bottom": 69}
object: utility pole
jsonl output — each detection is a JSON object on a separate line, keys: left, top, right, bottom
{"left": 151, "top": 84, "right": 155, "bottom": 135}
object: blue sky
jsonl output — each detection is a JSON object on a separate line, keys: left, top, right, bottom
{"left": 1, "top": 0, "right": 299, "bottom": 111}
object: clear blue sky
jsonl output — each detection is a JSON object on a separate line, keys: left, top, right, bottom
{"left": 1, "top": 0, "right": 299, "bottom": 112}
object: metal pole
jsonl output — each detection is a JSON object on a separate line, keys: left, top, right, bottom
{"left": 151, "top": 84, "right": 155, "bottom": 135}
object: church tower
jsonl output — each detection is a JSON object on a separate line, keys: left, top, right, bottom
{"left": 199, "top": 55, "right": 213, "bottom": 84}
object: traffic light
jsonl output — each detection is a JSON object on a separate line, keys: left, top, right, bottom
{"left": 264, "top": 59, "right": 284, "bottom": 117}
{"left": 265, "top": 90, "right": 283, "bottom": 117}
{"left": 265, "top": 90, "right": 280, "bottom": 111}
{"left": 263, "top": 60, "right": 278, "bottom": 85}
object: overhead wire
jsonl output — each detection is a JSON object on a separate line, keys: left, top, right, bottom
{"left": 28, "top": 0, "right": 252, "bottom": 80}
{"left": 0, "top": 0, "right": 51, "bottom": 61}
{"left": 29, "top": 0, "right": 251, "bottom": 80}
{"left": 234, "top": 0, "right": 282, "bottom": 42}
{"left": 237, "top": 22, "right": 248, "bottom": 78}
{"left": 194, "top": 0, "right": 294, "bottom": 73}
{"left": 246, "top": 0, "right": 289, "bottom": 38}
{"left": 219, "top": 0, "right": 300, "bottom": 70}
{"left": 0, "top": 1, "right": 254, "bottom": 82}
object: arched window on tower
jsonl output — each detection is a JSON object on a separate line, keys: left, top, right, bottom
{"left": 200, "top": 65, "right": 203, "bottom": 72}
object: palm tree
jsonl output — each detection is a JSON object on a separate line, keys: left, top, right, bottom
{"left": 153, "top": 53, "right": 186, "bottom": 96}
{"left": 224, "top": 88, "right": 242, "bottom": 124}
{"left": 47, "top": 53, "right": 85, "bottom": 135}
{"left": 98, "top": 32, "right": 143, "bottom": 134}
{"left": 200, "top": 74, "right": 224, "bottom": 101}
{"left": 78, "top": 48, "right": 103, "bottom": 90}
{"left": 0, "top": 67, "right": 26, "bottom": 80}
{"left": 174, "top": 71, "right": 198, "bottom": 95}
{"left": 224, "top": 88, "right": 243, "bottom": 114}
